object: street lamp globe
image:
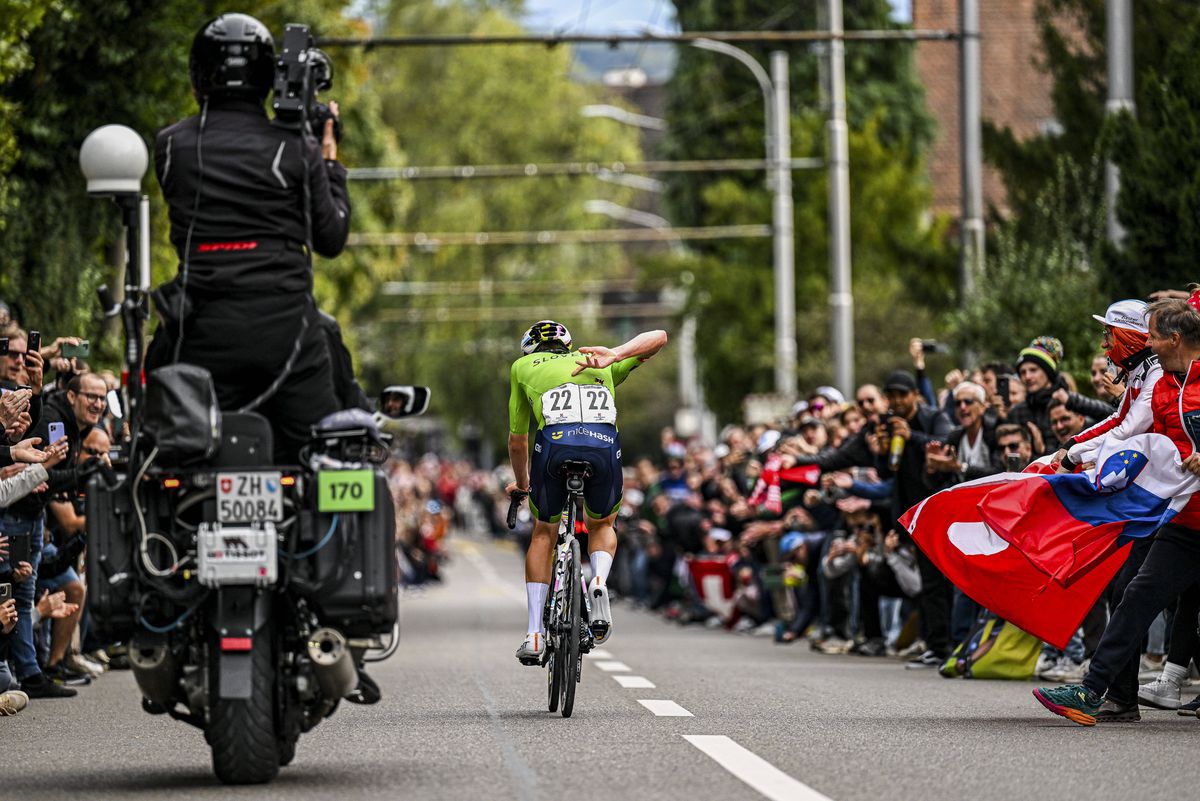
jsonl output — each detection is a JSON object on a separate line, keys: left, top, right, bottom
{"left": 79, "top": 124, "right": 147, "bottom": 196}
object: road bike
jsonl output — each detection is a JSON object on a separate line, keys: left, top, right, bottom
{"left": 508, "top": 461, "right": 594, "bottom": 718}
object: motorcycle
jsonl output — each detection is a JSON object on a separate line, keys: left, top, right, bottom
{"left": 80, "top": 131, "right": 430, "bottom": 786}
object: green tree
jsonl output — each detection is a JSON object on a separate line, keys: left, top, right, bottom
{"left": 951, "top": 153, "right": 1107, "bottom": 379}
{"left": 660, "top": 1, "right": 951, "bottom": 421}
{"left": 359, "top": 0, "right": 649, "bottom": 455}
{"left": 1103, "top": 15, "right": 1200, "bottom": 297}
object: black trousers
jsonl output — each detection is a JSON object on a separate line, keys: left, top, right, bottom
{"left": 916, "top": 549, "right": 952, "bottom": 656}
{"left": 1085, "top": 525, "right": 1200, "bottom": 699}
{"left": 147, "top": 292, "right": 339, "bottom": 464}
{"left": 860, "top": 561, "right": 907, "bottom": 641}
{"left": 1096, "top": 536, "right": 1153, "bottom": 705}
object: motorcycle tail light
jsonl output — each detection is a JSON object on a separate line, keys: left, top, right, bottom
{"left": 162, "top": 478, "right": 181, "bottom": 489}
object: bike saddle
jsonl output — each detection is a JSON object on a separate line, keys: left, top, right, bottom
{"left": 559, "top": 459, "right": 594, "bottom": 478}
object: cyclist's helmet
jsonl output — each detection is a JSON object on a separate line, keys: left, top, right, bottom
{"left": 189, "top": 13, "right": 276, "bottom": 102}
{"left": 520, "top": 320, "right": 572, "bottom": 355}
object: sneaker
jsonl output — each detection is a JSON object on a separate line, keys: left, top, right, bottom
{"left": 45, "top": 663, "right": 92, "bottom": 687}
{"left": 1138, "top": 675, "right": 1183, "bottom": 709}
{"left": 0, "top": 690, "right": 29, "bottom": 716}
{"left": 66, "top": 653, "right": 105, "bottom": 678}
{"left": 1094, "top": 699, "right": 1140, "bottom": 722}
{"left": 855, "top": 637, "right": 888, "bottom": 658}
{"left": 1035, "top": 653, "right": 1057, "bottom": 678}
{"left": 515, "top": 633, "right": 545, "bottom": 666}
{"left": 1177, "top": 694, "right": 1200, "bottom": 715}
{"left": 905, "top": 649, "right": 944, "bottom": 669}
{"left": 816, "top": 637, "right": 852, "bottom": 655}
{"left": 897, "top": 639, "right": 927, "bottom": 659}
{"left": 1046, "top": 657, "right": 1086, "bottom": 683}
{"left": 1032, "top": 684, "right": 1102, "bottom": 726}
{"left": 20, "top": 673, "right": 78, "bottom": 699}
{"left": 589, "top": 580, "right": 612, "bottom": 644}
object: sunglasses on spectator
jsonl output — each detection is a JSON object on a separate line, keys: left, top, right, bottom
{"left": 5, "top": 348, "right": 26, "bottom": 358}
{"left": 82, "top": 446, "right": 106, "bottom": 457}
{"left": 954, "top": 398, "right": 980, "bottom": 407}
{"left": 1000, "top": 442, "right": 1024, "bottom": 452}
{"left": 856, "top": 397, "right": 879, "bottom": 407}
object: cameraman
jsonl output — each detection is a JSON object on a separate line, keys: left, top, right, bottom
{"left": 148, "top": 13, "right": 350, "bottom": 462}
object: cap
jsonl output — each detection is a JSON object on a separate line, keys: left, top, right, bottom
{"left": 757, "top": 429, "right": 781, "bottom": 453}
{"left": 1092, "top": 299, "right": 1149, "bottom": 334}
{"left": 813, "top": 385, "right": 846, "bottom": 406}
{"left": 779, "top": 532, "right": 805, "bottom": 556}
{"left": 797, "top": 415, "right": 821, "bottom": 429}
{"left": 709, "top": 527, "right": 733, "bottom": 543}
{"left": 884, "top": 371, "right": 918, "bottom": 393}
{"left": 790, "top": 400, "right": 809, "bottom": 418}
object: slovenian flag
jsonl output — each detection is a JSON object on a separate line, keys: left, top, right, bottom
{"left": 899, "top": 434, "right": 1198, "bottom": 648}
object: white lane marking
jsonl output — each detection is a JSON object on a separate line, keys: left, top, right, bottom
{"left": 586, "top": 648, "right": 615, "bottom": 659}
{"left": 683, "top": 735, "right": 833, "bottom": 801}
{"left": 638, "top": 700, "right": 693, "bottom": 717}
{"left": 594, "top": 660, "right": 631, "bottom": 672}
{"left": 613, "top": 675, "right": 656, "bottom": 689}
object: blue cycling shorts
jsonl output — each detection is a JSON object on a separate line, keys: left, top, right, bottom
{"left": 529, "top": 423, "right": 623, "bottom": 523}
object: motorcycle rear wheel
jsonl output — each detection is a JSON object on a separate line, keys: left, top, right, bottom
{"left": 207, "top": 625, "right": 280, "bottom": 784}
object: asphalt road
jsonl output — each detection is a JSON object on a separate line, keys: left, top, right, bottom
{"left": 6, "top": 535, "right": 1199, "bottom": 801}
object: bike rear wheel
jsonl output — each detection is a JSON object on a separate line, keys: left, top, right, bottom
{"left": 560, "top": 527, "right": 583, "bottom": 718}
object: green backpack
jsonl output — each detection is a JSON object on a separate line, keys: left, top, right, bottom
{"left": 939, "top": 613, "right": 1041, "bottom": 680}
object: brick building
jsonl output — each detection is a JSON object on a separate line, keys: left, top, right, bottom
{"left": 913, "top": 0, "right": 1060, "bottom": 215}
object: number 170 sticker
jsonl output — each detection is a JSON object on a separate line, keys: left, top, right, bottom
{"left": 317, "top": 469, "right": 375, "bottom": 513}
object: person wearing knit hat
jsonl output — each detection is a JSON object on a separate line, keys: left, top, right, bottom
{"left": 1008, "top": 336, "right": 1070, "bottom": 455}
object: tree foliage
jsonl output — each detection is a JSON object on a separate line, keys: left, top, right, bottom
{"left": 660, "top": 1, "right": 951, "bottom": 420}
{"left": 951, "top": 153, "right": 1107, "bottom": 378}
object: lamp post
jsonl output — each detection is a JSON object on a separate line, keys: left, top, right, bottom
{"left": 584, "top": 200, "right": 714, "bottom": 443}
{"left": 80, "top": 124, "right": 150, "bottom": 424}
{"left": 691, "top": 39, "right": 798, "bottom": 400}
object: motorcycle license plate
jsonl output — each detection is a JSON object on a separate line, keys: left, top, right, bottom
{"left": 217, "top": 472, "right": 283, "bottom": 524}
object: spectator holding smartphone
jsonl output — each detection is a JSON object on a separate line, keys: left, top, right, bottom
{"left": 2, "top": 371, "right": 105, "bottom": 698}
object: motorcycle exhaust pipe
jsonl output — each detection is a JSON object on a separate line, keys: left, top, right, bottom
{"left": 130, "top": 641, "right": 177, "bottom": 707}
{"left": 307, "top": 628, "right": 357, "bottom": 700}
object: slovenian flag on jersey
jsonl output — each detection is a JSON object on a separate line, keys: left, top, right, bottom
{"left": 899, "top": 433, "right": 1199, "bottom": 648}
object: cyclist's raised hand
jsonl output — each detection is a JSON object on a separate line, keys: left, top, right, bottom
{"left": 572, "top": 346, "right": 619, "bottom": 376}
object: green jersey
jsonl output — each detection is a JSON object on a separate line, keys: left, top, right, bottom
{"left": 508, "top": 350, "right": 642, "bottom": 435}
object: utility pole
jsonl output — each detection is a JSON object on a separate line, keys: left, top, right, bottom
{"left": 771, "top": 51, "right": 797, "bottom": 400}
{"left": 827, "top": 0, "right": 854, "bottom": 397}
{"left": 959, "top": 0, "right": 984, "bottom": 304}
{"left": 1105, "top": 0, "right": 1134, "bottom": 245}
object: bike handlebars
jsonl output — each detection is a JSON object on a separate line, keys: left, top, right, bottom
{"left": 506, "top": 489, "right": 528, "bottom": 530}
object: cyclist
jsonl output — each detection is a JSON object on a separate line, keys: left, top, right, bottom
{"left": 507, "top": 321, "right": 667, "bottom": 665}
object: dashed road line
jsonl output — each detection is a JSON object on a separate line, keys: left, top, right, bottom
{"left": 594, "top": 660, "right": 632, "bottom": 672}
{"left": 613, "top": 675, "right": 656, "bottom": 689}
{"left": 638, "top": 699, "right": 693, "bottom": 717}
{"left": 585, "top": 648, "right": 615, "bottom": 659}
{"left": 683, "top": 735, "right": 833, "bottom": 801}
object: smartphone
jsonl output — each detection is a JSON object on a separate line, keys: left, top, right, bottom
{"left": 7, "top": 533, "right": 30, "bottom": 566}
{"left": 996, "top": 375, "right": 1010, "bottom": 407}
{"left": 920, "top": 339, "right": 950, "bottom": 354}
{"left": 48, "top": 421, "right": 66, "bottom": 445}
{"left": 26, "top": 330, "right": 40, "bottom": 362}
{"left": 61, "top": 341, "right": 90, "bottom": 359}
{"left": 0, "top": 337, "right": 7, "bottom": 356}
{"left": 0, "top": 583, "right": 10, "bottom": 603}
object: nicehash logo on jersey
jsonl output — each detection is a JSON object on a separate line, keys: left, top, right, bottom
{"left": 551, "top": 431, "right": 564, "bottom": 440}
{"left": 571, "top": 426, "right": 614, "bottom": 445}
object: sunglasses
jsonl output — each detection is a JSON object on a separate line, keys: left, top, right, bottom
{"left": 954, "top": 398, "right": 980, "bottom": 407}
{"left": 82, "top": 446, "right": 106, "bottom": 457}
{"left": 856, "top": 397, "right": 878, "bottom": 406}
{"left": 1000, "top": 442, "right": 1025, "bottom": 452}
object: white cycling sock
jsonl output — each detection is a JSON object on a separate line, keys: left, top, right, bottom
{"left": 526, "top": 582, "right": 549, "bottom": 635}
{"left": 589, "top": 551, "right": 613, "bottom": 586}
{"left": 1163, "top": 661, "right": 1189, "bottom": 686}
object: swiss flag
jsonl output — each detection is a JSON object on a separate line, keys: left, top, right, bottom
{"left": 900, "top": 477, "right": 1131, "bottom": 649}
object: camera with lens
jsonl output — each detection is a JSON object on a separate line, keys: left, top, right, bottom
{"left": 272, "top": 24, "right": 340, "bottom": 142}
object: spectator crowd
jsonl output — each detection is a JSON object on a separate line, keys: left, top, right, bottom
{"left": 488, "top": 296, "right": 1200, "bottom": 717}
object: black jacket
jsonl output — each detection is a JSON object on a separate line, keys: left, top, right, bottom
{"left": 876, "top": 404, "right": 954, "bottom": 526}
{"left": 1063, "top": 391, "right": 1116, "bottom": 421}
{"left": 155, "top": 98, "right": 351, "bottom": 297}
{"left": 1008, "top": 374, "right": 1069, "bottom": 454}
{"left": 793, "top": 429, "right": 876, "bottom": 472}
{"left": 6, "top": 392, "right": 88, "bottom": 518}
{"left": 924, "top": 420, "right": 1002, "bottom": 493}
